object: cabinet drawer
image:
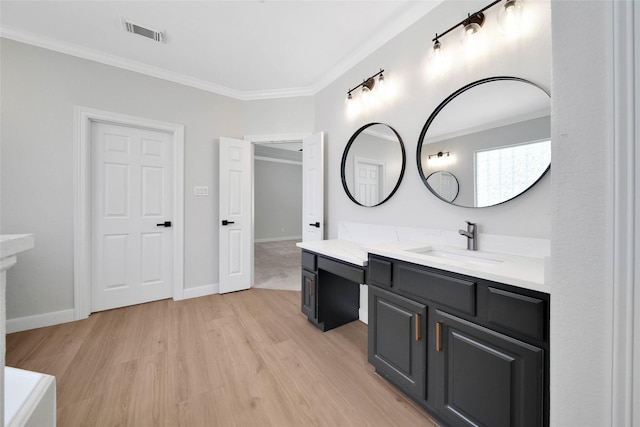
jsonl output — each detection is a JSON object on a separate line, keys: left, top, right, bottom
{"left": 318, "top": 256, "right": 365, "bottom": 284}
{"left": 302, "top": 251, "right": 317, "bottom": 271}
{"left": 488, "top": 287, "right": 546, "bottom": 341}
{"left": 396, "top": 264, "right": 476, "bottom": 315}
{"left": 368, "top": 257, "right": 393, "bottom": 289}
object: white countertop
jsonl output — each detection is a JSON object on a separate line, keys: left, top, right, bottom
{"left": 297, "top": 238, "right": 549, "bottom": 294}
{"left": 363, "top": 240, "right": 549, "bottom": 294}
{"left": 1, "top": 234, "right": 35, "bottom": 260}
{"left": 296, "top": 239, "right": 368, "bottom": 267}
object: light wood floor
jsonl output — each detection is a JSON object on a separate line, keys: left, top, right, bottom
{"left": 6, "top": 289, "right": 436, "bottom": 426}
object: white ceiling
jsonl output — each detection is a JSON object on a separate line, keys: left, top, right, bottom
{"left": 0, "top": 1, "right": 443, "bottom": 100}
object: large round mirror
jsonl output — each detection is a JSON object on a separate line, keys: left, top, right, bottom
{"left": 417, "top": 76, "right": 551, "bottom": 208}
{"left": 341, "top": 123, "right": 406, "bottom": 207}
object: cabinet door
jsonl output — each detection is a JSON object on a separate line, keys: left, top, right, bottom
{"left": 433, "top": 310, "right": 544, "bottom": 427}
{"left": 368, "top": 286, "right": 427, "bottom": 400}
{"left": 301, "top": 269, "right": 317, "bottom": 321}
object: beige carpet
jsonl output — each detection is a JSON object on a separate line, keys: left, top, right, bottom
{"left": 253, "top": 240, "right": 301, "bottom": 291}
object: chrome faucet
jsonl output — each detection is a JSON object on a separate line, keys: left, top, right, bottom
{"left": 458, "top": 221, "right": 477, "bottom": 251}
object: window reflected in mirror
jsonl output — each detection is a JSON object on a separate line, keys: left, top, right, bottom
{"left": 418, "top": 77, "right": 551, "bottom": 208}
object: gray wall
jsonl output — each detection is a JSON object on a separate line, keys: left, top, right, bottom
{"left": 254, "top": 144, "right": 303, "bottom": 241}
{"left": 0, "top": 38, "right": 312, "bottom": 319}
{"left": 254, "top": 157, "right": 302, "bottom": 241}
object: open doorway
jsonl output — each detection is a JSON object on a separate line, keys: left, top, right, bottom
{"left": 251, "top": 138, "right": 304, "bottom": 291}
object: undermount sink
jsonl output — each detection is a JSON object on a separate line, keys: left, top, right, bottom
{"left": 406, "top": 246, "right": 504, "bottom": 267}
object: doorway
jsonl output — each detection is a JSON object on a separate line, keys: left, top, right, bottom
{"left": 248, "top": 134, "right": 306, "bottom": 291}
{"left": 74, "top": 107, "right": 185, "bottom": 320}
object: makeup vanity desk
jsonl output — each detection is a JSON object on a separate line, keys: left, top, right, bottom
{"left": 296, "top": 240, "right": 367, "bottom": 331}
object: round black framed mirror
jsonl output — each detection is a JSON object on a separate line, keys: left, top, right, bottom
{"left": 341, "top": 123, "right": 406, "bottom": 207}
{"left": 417, "top": 76, "right": 551, "bottom": 208}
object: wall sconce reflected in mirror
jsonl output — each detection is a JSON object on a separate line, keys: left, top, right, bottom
{"left": 428, "top": 151, "right": 450, "bottom": 160}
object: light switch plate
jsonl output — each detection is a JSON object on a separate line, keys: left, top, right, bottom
{"left": 194, "top": 186, "right": 209, "bottom": 196}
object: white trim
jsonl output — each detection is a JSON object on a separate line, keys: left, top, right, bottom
{"left": 254, "top": 236, "right": 302, "bottom": 243}
{"left": 358, "top": 284, "right": 368, "bottom": 325}
{"left": 309, "top": 1, "right": 442, "bottom": 94}
{"left": 611, "top": 2, "right": 637, "bottom": 426}
{"left": 244, "top": 133, "right": 311, "bottom": 143}
{"left": 73, "top": 107, "right": 185, "bottom": 320}
{"left": 183, "top": 283, "right": 219, "bottom": 300}
{"left": 0, "top": 29, "right": 312, "bottom": 101}
{"left": 6, "top": 309, "right": 75, "bottom": 333}
{"left": 254, "top": 156, "right": 302, "bottom": 166}
{"left": 0, "top": 2, "right": 442, "bottom": 100}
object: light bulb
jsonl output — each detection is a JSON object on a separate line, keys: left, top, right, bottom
{"left": 361, "top": 85, "right": 371, "bottom": 109}
{"left": 498, "top": 0, "right": 524, "bottom": 34}
{"left": 460, "top": 13, "right": 486, "bottom": 58}
{"left": 428, "top": 39, "right": 450, "bottom": 76}
{"left": 346, "top": 92, "right": 360, "bottom": 118}
{"left": 376, "top": 73, "right": 386, "bottom": 99}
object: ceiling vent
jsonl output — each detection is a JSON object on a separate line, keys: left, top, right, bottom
{"left": 121, "top": 18, "right": 164, "bottom": 43}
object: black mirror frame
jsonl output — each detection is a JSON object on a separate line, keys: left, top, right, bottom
{"left": 341, "top": 122, "right": 406, "bottom": 207}
{"left": 417, "top": 76, "right": 551, "bottom": 208}
{"left": 426, "top": 170, "right": 460, "bottom": 203}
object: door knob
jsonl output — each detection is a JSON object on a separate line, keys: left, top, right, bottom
{"left": 309, "top": 222, "right": 320, "bottom": 228}
{"left": 222, "top": 220, "right": 235, "bottom": 226}
{"left": 156, "top": 221, "right": 172, "bottom": 227}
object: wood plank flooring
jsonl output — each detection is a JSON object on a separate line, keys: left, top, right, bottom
{"left": 6, "top": 289, "right": 436, "bottom": 427}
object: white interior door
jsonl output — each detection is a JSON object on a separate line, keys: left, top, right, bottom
{"left": 302, "top": 132, "right": 325, "bottom": 242}
{"left": 219, "top": 137, "right": 253, "bottom": 294}
{"left": 91, "top": 121, "right": 173, "bottom": 312}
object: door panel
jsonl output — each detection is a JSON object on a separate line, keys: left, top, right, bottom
{"left": 302, "top": 133, "right": 324, "bottom": 241}
{"left": 368, "top": 286, "right": 427, "bottom": 401}
{"left": 91, "top": 121, "right": 173, "bottom": 312}
{"left": 434, "top": 310, "right": 544, "bottom": 427}
{"left": 219, "top": 137, "right": 253, "bottom": 293}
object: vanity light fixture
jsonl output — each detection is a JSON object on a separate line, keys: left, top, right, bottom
{"left": 430, "top": 0, "right": 523, "bottom": 56}
{"left": 428, "top": 151, "right": 450, "bottom": 159}
{"left": 346, "top": 68, "right": 385, "bottom": 106}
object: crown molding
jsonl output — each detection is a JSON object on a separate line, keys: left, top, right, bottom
{"left": 311, "top": 1, "right": 442, "bottom": 94}
{"left": 1, "top": 2, "right": 442, "bottom": 101}
{"left": 0, "top": 27, "right": 315, "bottom": 100}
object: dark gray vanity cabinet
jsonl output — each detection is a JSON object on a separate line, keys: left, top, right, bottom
{"left": 367, "top": 254, "right": 549, "bottom": 427}
{"left": 301, "top": 251, "right": 318, "bottom": 324}
{"left": 301, "top": 269, "right": 317, "bottom": 322}
{"left": 300, "top": 250, "right": 362, "bottom": 332}
{"left": 368, "top": 285, "right": 427, "bottom": 401}
{"left": 433, "top": 310, "right": 544, "bottom": 427}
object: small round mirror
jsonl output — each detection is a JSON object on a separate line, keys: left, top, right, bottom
{"left": 341, "top": 123, "right": 406, "bottom": 207}
{"left": 417, "top": 76, "right": 551, "bottom": 208}
{"left": 426, "top": 171, "right": 459, "bottom": 203}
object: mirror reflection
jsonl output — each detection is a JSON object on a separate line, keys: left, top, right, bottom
{"left": 426, "top": 171, "right": 459, "bottom": 203}
{"left": 418, "top": 77, "right": 551, "bottom": 208}
{"left": 341, "top": 123, "right": 406, "bottom": 207}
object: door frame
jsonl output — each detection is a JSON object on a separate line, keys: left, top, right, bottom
{"left": 243, "top": 132, "right": 310, "bottom": 285}
{"left": 73, "top": 106, "right": 185, "bottom": 320}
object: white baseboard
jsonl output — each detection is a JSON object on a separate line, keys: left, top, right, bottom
{"left": 254, "top": 235, "right": 302, "bottom": 243}
{"left": 359, "top": 284, "right": 368, "bottom": 324}
{"left": 6, "top": 284, "right": 221, "bottom": 333}
{"left": 359, "top": 307, "right": 368, "bottom": 325}
{"left": 182, "top": 283, "right": 219, "bottom": 300}
{"left": 6, "top": 309, "right": 75, "bottom": 333}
